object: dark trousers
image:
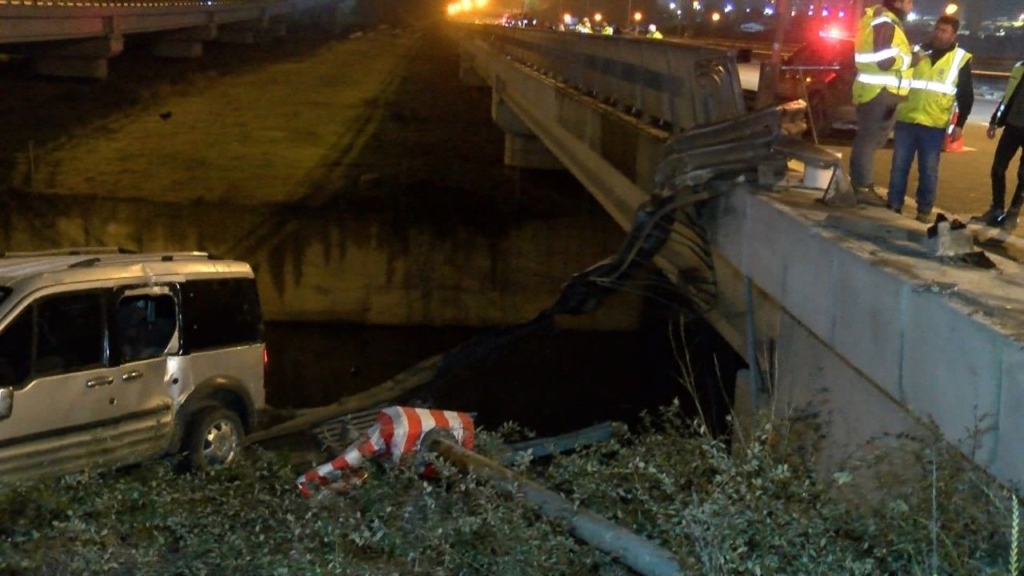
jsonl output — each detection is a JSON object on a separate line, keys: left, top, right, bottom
{"left": 991, "top": 124, "right": 1024, "bottom": 209}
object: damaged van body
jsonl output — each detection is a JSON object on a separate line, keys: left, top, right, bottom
{"left": 0, "top": 249, "right": 265, "bottom": 481}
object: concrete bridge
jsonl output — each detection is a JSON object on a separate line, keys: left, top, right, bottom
{"left": 0, "top": 0, "right": 356, "bottom": 77}
{"left": 454, "top": 24, "right": 1024, "bottom": 487}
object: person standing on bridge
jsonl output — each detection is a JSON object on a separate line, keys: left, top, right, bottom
{"left": 849, "top": 0, "right": 919, "bottom": 206}
{"left": 981, "top": 60, "right": 1024, "bottom": 227}
{"left": 886, "top": 15, "right": 972, "bottom": 223}
{"left": 646, "top": 24, "right": 663, "bottom": 39}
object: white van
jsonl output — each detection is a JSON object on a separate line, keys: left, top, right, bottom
{"left": 0, "top": 249, "right": 266, "bottom": 481}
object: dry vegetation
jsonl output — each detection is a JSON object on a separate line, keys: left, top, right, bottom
{"left": 0, "top": 407, "right": 1019, "bottom": 575}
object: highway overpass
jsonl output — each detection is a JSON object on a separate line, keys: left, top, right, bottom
{"left": 455, "top": 23, "right": 1024, "bottom": 487}
{"left": 0, "top": 0, "right": 355, "bottom": 77}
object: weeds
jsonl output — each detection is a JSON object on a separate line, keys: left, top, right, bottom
{"left": 0, "top": 411, "right": 1018, "bottom": 575}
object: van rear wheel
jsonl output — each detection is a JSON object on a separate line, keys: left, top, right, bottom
{"left": 184, "top": 406, "right": 244, "bottom": 470}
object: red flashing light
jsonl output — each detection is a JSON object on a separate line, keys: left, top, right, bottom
{"left": 819, "top": 24, "right": 850, "bottom": 40}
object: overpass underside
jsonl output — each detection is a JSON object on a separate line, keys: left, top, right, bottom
{"left": 457, "top": 24, "right": 1024, "bottom": 487}
{"left": 0, "top": 0, "right": 361, "bottom": 79}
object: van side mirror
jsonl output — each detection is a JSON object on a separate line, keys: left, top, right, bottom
{"left": 0, "top": 388, "right": 11, "bottom": 420}
{"left": 735, "top": 48, "right": 753, "bottom": 63}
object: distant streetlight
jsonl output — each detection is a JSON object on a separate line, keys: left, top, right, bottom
{"left": 594, "top": 12, "right": 602, "bottom": 21}
{"left": 711, "top": 10, "right": 721, "bottom": 21}
{"left": 669, "top": 2, "right": 675, "bottom": 8}
{"left": 634, "top": 10, "right": 643, "bottom": 22}
{"left": 563, "top": 12, "right": 572, "bottom": 24}
{"left": 944, "top": 2, "right": 958, "bottom": 15}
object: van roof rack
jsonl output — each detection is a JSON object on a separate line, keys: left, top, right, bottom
{"left": 0, "top": 247, "right": 138, "bottom": 258}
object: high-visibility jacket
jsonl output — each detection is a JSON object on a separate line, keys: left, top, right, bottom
{"left": 991, "top": 61, "right": 1024, "bottom": 128}
{"left": 296, "top": 406, "right": 475, "bottom": 498}
{"left": 601, "top": 25, "right": 613, "bottom": 35}
{"left": 897, "top": 46, "right": 971, "bottom": 129}
{"left": 647, "top": 30, "right": 663, "bottom": 39}
{"left": 852, "top": 5, "right": 913, "bottom": 104}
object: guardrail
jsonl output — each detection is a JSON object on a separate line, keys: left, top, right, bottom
{"left": 673, "top": 35, "right": 1011, "bottom": 79}
{"left": 466, "top": 25, "right": 746, "bottom": 132}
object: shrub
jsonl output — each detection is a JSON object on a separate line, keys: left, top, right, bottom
{"left": 0, "top": 409, "right": 1018, "bottom": 575}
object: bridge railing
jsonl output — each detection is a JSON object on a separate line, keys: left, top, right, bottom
{"left": 465, "top": 25, "right": 747, "bottom": 132}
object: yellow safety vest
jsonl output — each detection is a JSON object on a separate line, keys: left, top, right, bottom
{"left": 852, "top": 6, "right": 913, "bottom": 104}
{"left": 993, "top": 62, "right": 1024, "bottom": 127}
{"left": 647, "top": 30, "right": 663, "bottom": 39}
{"left": 897, "top": 47, "right": 971, "bottom": 128}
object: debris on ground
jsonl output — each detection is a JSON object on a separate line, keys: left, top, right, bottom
{"left": 296, "top": 405, "right": 474, "bottom": 498}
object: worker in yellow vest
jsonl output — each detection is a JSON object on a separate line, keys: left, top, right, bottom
{"left": 981, "top": 61, "right": 1024, "bottom": 226}
{"left": 849, "top": 0, "right": 919, "bottom": 206}
{"left": 646, "top": 24, "right": 663, "bottom": 39}
{"left": 886, "top": 15, "right": 972, "bottom": 223}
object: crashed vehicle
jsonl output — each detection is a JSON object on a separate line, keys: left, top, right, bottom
{"left": 0, "top": 249, "right": 266, "bottom": 481}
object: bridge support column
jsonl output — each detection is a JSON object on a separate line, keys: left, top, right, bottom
{"left": 218, "top": 29, "right": 258, "bottom": 45}
{"left": 218, "top": 18, "right": 282, "bottom": 45}
{"left": 31, "top": 35, "right": 124, "bottom": 79}
{"left": 152, "top": 25, "right": 217, "bottom": 58}
{"left": 330, "top": 0, "right": 360, "bottom": 31}
{"left": 492, "top": 92, "right": 563, "bottom": 170}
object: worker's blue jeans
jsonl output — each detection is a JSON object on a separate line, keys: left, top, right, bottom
{"left": 887, "top": 121, "right": 946, "bottom": 214}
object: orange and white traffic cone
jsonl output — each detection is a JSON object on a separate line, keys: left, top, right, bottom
{"left": 943, "top": 109, "right": 965, "bottom": 153}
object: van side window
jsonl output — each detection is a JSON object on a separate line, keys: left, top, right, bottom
{"left": 179, "top": 279, "right": 262, "bottom": 353}
{"left": 116, "top": 294, "right": 178, "bottom": 364}
{"left": 35, "top": 293, "right": 106, "bottom": 376}
{"left": 0, "top": 312, "right": 32, "bottom": 388}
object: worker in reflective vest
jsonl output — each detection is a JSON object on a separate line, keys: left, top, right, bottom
{"left": 296, "top": 406, "right": 475, "bottom": 498}
{"left": 849, "top": 0, "right": 918, "bottom": 206}
{"left": 982, "top": 61, "right": 1024, "bottom": 226}
{"left": 887, "top": 15, "right": 972, "bottom": 223}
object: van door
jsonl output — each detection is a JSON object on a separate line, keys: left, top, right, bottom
{"left": 0, "top": 290, "right": 169, "bottom": 480}
{"left": 109, "top": 287, "right": 179, "bottom": 430}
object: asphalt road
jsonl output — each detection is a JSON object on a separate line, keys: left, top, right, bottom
{"left": 737, "top": 58, "right": 1009, "bottom": 224}
{"left": 815, "top": 98, "right": 1003, "bottom": 223}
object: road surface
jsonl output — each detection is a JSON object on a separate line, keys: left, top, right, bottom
{"left": 736, "top": 60, "right": 1009, "bottom": 225}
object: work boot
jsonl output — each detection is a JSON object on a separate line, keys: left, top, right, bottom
{"left": 1007, "top": 202, "right": 1023, "bottom": 225}
{"left": 853, "top": 186, "right": 887, "bottom": 207}
{"left": 915, "top": 210, "right": 932, "bottom": 224}
{"left": 979, "top": 206, "right": 1006, "bottom": 227}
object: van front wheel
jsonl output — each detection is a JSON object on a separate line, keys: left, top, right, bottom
{"left": 184, "top": 406, "right": 244, "bottom": 470}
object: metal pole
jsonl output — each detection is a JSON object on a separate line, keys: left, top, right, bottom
{"left": 754, "top": 0, "right": 788, "bottom": 109}
{"left": 425, "top": 432, "right": 686, "bottom": 576}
